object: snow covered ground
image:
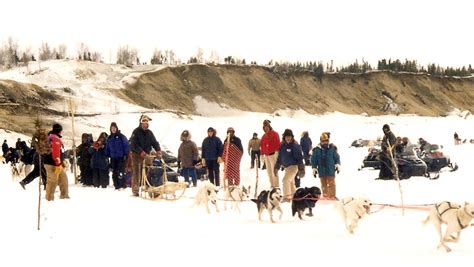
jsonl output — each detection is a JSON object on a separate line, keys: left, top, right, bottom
{"left": 1, "top": 61, "right": 474, "bottom": 266}
{"left": 2, "top": 110, "right": 474, "bottom": 267}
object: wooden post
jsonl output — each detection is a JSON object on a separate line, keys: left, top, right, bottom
{"left": 67, "top": 98, "right": 78, "bottom": 184}
{"left": 254, "top": 155, "right": 259, "bottom": 198}
{"left": 387, "top": 139, "right": 405, "bottom": 215}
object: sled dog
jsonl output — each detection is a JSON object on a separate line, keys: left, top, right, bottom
{"left": 336, "top": 197, "right": 372, "bottom": 234}
{"left": 224, "top": 185, "right": 250, "bottom": 213}
{"left": 291, "top": 186, "right": 321, "bottom": 220}
{"left": 251, "top": 188, "right": 283, "bottom": 223}
{"left": 193, "top": 182, "right": 219, "bottom": 214}
{"left": 422, "top": 201, "right": 474, "bottom": 252}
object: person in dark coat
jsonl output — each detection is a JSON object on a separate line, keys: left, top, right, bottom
{"left": 377, "top": 124, "right": 397, "bottom": 180}
{"left": 2, "top": 140, "right": 9, "bottom": 157}
{"left": 19, "top": 151, "right": 47, "bottom": 189}
{"left": 275, "top": 129, "right": 304, "bottom": 202}
{"left": 311, "top": 132, "right": 340, "bottom": 200}
{"left": 222, "top": 127, "right": 243, "bottom": 186}
{"left": 106, "top": 122, "right": 130, "bottom": 189}
{"left": 201, "top": 127, "right": 223, "bottom": 187}
{"left": 300, "top": 131, "right": 312, "bottom": 166}
{"left": 129, "top": 114, "right": 161, "bottom": 196}
{"left": 89, "top": 134, "right": 109, "bottom": 188}
{"left": 77, "top": 133, "right": 93, "bottom": 186}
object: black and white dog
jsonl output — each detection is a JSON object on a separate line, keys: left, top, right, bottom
{"left": 224, "top": 185, "right": 250, "bottom": 213}
{"left": 251, "top": 188, "right": 283, "bottom": 223}
{"left": 291, "top": 186, "right": 321, "bottom": 220}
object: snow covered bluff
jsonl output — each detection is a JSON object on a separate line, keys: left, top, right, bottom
{"left": 1, "top": 61, "right": 474, "bottom": 119}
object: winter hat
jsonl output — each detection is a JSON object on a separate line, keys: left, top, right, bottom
{"left": 263, "top": 119, "right": 273, "bottom": 131}
{"left": 139, "top": 114, "right": 152, "bottom": 123}
{"left": 320, "top": 132, "right": 329, "bottom": 142}
{"left": 253, "top": 132, "right": 258, "bottom": 137}
{"left": 282, "top": 129, "right": 294, "bottom": 139}
{"left": 207, "top": 127, "right": 215, "bottom": 132}
{"left": 382, "top": 124, "right": 390, "bottom": 131}
{"left": 110, "top": 122, "right": 118, "bottom": 131}
{"left": 52, "top": 123, "right": 63, "bottom": 135}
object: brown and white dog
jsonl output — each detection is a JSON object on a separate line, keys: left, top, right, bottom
{"left": 193, "top": 182, "right": 220, "bottom": 214}
{"left": 224, "top": 185, "right": 250, "bottom": 213}
{"left": 251, "top": 188, "right": 283, "bottom": 223}
{"left": 422, "top": 201, "right": 474, "bottom": 252}
{"left": 336, "top": 197, "right": 372, "bottom": 234}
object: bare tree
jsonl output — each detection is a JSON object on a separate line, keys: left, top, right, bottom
{"left": 150, "top": 48, "right": 163, "bottom": 64}
{"left": 116, "top": 45, "right": 138, "bottom": 66}
{"left": 208, "top": 50, "right": 220, "bottom": 64}
{"left": 195, "top": 47, "right": 204, "bottom": 63}
{"left": 39, "top": 42, "right": 53, "bottom": 60}
{"left": 77, "top": 43, "right": 89, "bottom": 60}
{"left": 1, "top": 36, "right": 19, "bottom": 69}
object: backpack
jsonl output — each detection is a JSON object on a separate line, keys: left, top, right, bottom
{"left": 35, "top": 128, "right": 52, "bottom": 155}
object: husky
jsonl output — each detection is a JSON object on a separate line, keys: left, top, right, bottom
{"left": 291, "top": 186, "right": 321, "bottom": 220}
{"left": 224, "top": 185, "right": 250, "bottom": 213}
{"left": 422, "top": 201, "right": 474, "bottom": 252}
{"left": 193, "top": 182, "right": 220, "bottom": 214}
{"left": 336, "top": 197, "right": 372, "bottom": 234}
{"left": 251, "top": 188, "right": 283, "bottom": 223}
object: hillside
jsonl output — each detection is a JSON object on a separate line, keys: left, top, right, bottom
{"left": 121, "top": 64, "right": 474, "bottom": 116}
{"left": 1, "top": 61, "right": 474, "bottom": 135}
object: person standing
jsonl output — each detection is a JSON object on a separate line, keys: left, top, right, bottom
{"left": 222, "top": 127, "right": 243, "bottom": 186}
{"left": 311, "top": 132, "right": 340, "bottom": 200}
{"left": 300, "top": 131, "right": 312, "bottom": 166}
{"left": 247, "top": 133, "right": 261, "bottom": 169}
{"left": 377, "top": 124, "right": 397, "bottom": 180}
{"left": 201, "top": 127, "right": 223, "bottom": 187}
{"left": 106, "top": 122, "right": 130, "bottom": 190}
{"left": 2, "top": 140, "right": 8, "bottom": 157}
{"left": 77, "top": 133, "right": 93, "bottom": 186}
{"left": 43, "top": 123, "right": 69, "bottom": 201}
{"left": 260, "top": 119, "right": 280, "bottom": 188}
{"left": 275, "top": 129, "right": 304, "bottom": 202}
{"left": 129, "top": 114, "right": 161, "bottom": 196}
{"left": 89, "top": 134, "right": 109, "bottom": 188}
{"left": 178, "top": 130, "right": 199, "bottom": 187}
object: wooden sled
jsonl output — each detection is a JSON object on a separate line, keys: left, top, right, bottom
{"left": 139, "top": 155, "right": 187, "bottom": 201}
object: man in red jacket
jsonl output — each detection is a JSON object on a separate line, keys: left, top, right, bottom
{"left": 260, "top": 120, "right": 280, "bottom": 188}
{"left": 44, "top": 123, "right": 69, "bottom": 201}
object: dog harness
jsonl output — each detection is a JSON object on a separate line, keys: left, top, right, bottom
{"left": 342, "top": 197, "right": 363, "bottom": 219}
{"left": 435, "top": 201, "right": 468, "bottom": 229}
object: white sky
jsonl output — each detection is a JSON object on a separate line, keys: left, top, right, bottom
{"left": 1, "top": 0, "right": 473, "bottom": 67}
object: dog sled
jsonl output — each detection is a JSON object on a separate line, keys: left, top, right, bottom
{"left": 139, "top": 155, "right": 187, "bottom": 201}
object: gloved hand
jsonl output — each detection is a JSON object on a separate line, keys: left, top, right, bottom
{"left": 297, "top": 163, "right": 305, "bottom": 177}
{"left": 312, "top": 168, "right": 318, "bottom": 178}
{"left": 139, "top": 151, "right": 146, "bottom": 160}
{"left": 201, "top": 158, "right": 206, "bottom": 167}
{"left": 335, "top": 164, "right": 341, "bottom": 174}
{"left": 218, "top": 156, "right": 223, "bottom": 164}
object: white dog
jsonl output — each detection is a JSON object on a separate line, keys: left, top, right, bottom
{"left": 422, "top": 201, "right": 474, "bottom": 252}
{"left": 224, "top": 185, "right": 250, "bottom": 213}
{"left": 336, "top": 197, "right": 372, "bottom": 234}
{"left": 193, "top": 182, "right": 220, "bottom": 214}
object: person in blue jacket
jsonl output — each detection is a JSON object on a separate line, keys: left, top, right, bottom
{"left": 300, "top": 131, "right": 312, "bottom": 166}
{"left": 106, "top": 122, "right": 130, "bottom": 190}
{"left": 201, "top": 127, "right": 223, "bottom": 187}
{"left": 275, "top": 129, "right": 304, "bottom": 202}
{"left": 311, "top": 132, "right": 340, "bottom": 200}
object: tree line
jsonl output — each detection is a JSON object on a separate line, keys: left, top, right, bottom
{"left": 0, "top": 37, "right": 472, "bottom": 78}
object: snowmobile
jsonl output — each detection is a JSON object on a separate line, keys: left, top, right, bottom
{"left": 358, "top": 147, "right": 381, "bottom": 170}
{"left": 418, "top": 144, "right": 458, "bottom": 179}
